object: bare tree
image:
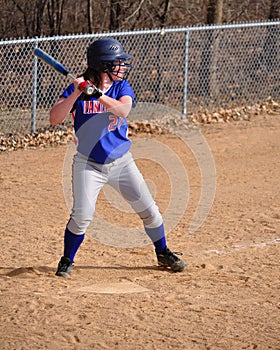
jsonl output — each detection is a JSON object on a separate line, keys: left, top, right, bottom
{"left": 120, "top": 0, "right": 146, "bottom": 30}
{"left": 11, "top": 0, "right": 48, "bottom": 37}
{"left": 199, "top": 0, "right": 224, "bottom": 99}
{"left": 109, "top": 0, "right": 122, "bottom": 30}
{"left": 47, "top": 0, "right": 65, "bottom": 36}
{"left": 269, "top": 0, "right": 280, "bottom": 19}
{"left": 87, "top": 0, "right": 94, "bottom": 33}
{"left": 12, "top": 0, "right": 31, "bottom": 37}
{"left": 35, "top": 0, "right": 48, "bottom": 36}
{"left": 158, "top": 0, "right": 170, "bottom": 27}
{"left": 206, "top": 0, "right": 223, "bottom": 24}
{"left": 262, "top": 0, "right": 280, "bottom": 74}
{"left": 1, "top": 0, "right": 279, "bottom": 39}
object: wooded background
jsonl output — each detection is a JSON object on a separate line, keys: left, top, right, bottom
{"left": 1, "top": 0, "right": 279, "bottom": 39}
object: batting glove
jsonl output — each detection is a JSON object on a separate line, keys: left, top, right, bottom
{"left": 78, "top": 81, "right": 103, "bottom": 98}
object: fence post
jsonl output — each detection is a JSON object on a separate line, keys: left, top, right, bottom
{"left": 182, "top": 28, "right": 189, "bottom": 117}
{"left": 31, "top": 37, "right": 38, "bottom": 133}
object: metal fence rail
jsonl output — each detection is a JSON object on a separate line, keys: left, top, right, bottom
{"left": 0, "top": 21, "right": 279, "bottom": 135}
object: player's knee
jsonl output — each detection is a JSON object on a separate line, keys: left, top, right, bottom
{"left": 138, "top": 205, "right": 163, "bottom": 228}
{"left": 67, "top": 217, "right": 91, "bottom": 235}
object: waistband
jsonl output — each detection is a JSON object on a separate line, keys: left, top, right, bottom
{"left": 77, "top": 151, "right": 132, "bottom": 166}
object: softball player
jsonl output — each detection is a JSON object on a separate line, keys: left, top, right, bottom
{"left": 50, "top": 38, "right": 186, "bottom": 277}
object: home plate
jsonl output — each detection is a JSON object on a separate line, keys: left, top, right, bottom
{"left": 76, "top": 281, "right": 150, "bottom": 294}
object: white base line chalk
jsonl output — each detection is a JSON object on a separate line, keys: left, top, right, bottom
{"left": 203, "top": 238, "right": 280, "bottom": 255}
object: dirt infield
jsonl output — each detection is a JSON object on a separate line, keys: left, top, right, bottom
{"left": 0, "top": 114, "right": 279, "bottom": 350}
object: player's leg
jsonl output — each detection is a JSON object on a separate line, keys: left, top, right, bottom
{"left": 56, "top": 154, "right": 107, "bottom": 277}
{"left": 108, "top": 153, "right": 187, "bottom": 272}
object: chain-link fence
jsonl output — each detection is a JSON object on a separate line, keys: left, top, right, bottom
{"left": 0, "top": 21, "right": 279, "bottom": 135}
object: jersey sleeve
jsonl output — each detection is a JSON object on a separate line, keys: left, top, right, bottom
{"left": 118, "top": 81, "right": 136, "bottom": 107}
{"left": 60, "top": 83, "right": 75, "bottom": 98}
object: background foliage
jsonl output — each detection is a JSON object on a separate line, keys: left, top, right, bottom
{"left": 1, "top": 0, "right": 279, "bottom": 39}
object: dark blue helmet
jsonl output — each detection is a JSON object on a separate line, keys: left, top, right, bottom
{"left": 87, "top": 38, "right": 133, "bottom": 80}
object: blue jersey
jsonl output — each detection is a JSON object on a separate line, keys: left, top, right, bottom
{"left": 61, "top": 80, "right": 135, "bottom": 164}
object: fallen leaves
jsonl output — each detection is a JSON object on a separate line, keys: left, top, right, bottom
{"left": 0, "top": 97, "right": 279, "bottom": 151}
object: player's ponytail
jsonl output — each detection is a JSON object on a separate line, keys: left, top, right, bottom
{"left": 78, "top": 67, "right": 102, "bottom": 88}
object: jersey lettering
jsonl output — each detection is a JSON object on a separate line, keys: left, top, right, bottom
{"left": 83, "top": 101, "right": 108, "bottom": 114}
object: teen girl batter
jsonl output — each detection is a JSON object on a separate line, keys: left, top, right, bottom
{"left": 50, "top": 38, "right": 186, "bottom": 277}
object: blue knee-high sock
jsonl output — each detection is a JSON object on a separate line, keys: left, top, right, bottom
{"left": 144, "top": 224, "right": 167, "bottom": 254}
{"left": 64, "top": 227, "right": 85, "bottom": 263}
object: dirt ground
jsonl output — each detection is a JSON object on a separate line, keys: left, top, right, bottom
{"left": 0, "top": 113, "right": 279, "bottom": 350}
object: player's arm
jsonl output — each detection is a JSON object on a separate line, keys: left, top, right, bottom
{"left": 49, "top": 78, "right": 83, "bottom": 126}
{"left": 98, "top": 94, "right": 132, "bottom": 119}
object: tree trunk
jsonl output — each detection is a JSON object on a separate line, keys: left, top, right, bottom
{"left": 109, "top": 0, "right": 121, "bottom": 30}
{"left": 47, "top": 0, "right": 64, "bottom": 36}
{"left": 159, "top": 0, "right": 170, "bottom": 27}
{"left": 35, "top": 0, "right": 48, "bottom": 36}
{"left": 206, "top": 0, "right": 223, "bottom": 24}
{"left": 198, "top": 0, "right": 223, "bottom": 101}
{"left": 56, "top": 0, "right": 64, "bottom": 35}
{"left": 262, "top": 0, "right": 280, "bottom": 75}
{"left": 87, "top": 0, "right": 93, "bottom": 33}
{"left": 153, "top": 0, "right": 170, "bottom": 103}
{"left": 269, "top": 0, "right": 280, "bottom": 19}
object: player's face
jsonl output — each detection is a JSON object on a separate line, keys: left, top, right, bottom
{"left": 111, "top": 60, "right": 132, "bottom": 80}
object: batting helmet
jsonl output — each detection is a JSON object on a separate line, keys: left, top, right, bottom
{"left": 87, "top": 38, "right": 133, "bottom": 79}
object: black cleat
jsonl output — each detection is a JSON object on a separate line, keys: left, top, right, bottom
{"left": 55, "top": 256, "right": 74, "bottom": 277}
{"left": 157, "top": 248, "right": 187, "bottom": 272}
